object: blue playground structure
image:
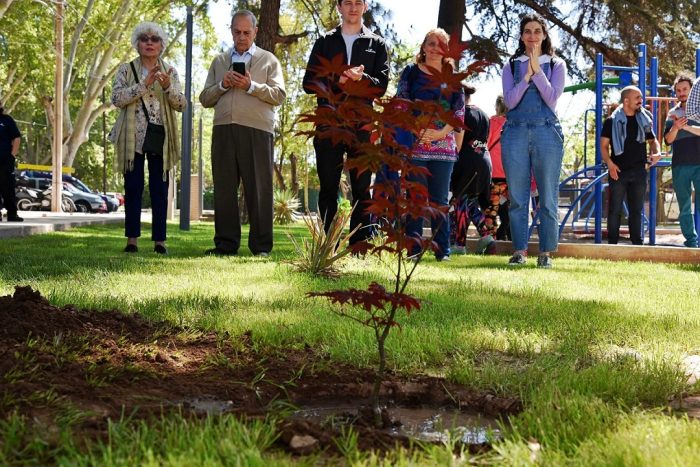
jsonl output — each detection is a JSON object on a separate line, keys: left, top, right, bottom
{"left": 533, "top": 45, "right": 700, "bottom": 245}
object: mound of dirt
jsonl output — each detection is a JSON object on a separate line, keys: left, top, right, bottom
{"left": 0, "top": 286, "right": 521, "bottom": 457}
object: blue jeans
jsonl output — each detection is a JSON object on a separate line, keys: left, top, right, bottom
{"left": 672, "top": 164, "right": 700, "bottom": 246}
{"left": 124, "top": 152, "right": 169, "bottom": 241}
{"left": 607, "top": 166, "right": 646, "bottom": 245}
{"left": 406, "top": 159, "right": 454, "bottom": 258}
{"left": 501, "top": 121, "right": 564, "bottom": 252}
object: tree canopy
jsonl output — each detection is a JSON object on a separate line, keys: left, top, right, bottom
{"left": 439, "top": 0, "right": 700, "bottom": 82}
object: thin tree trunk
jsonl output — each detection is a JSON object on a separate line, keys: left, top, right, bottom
{"left": 0, "top": 0, "right": 15, "bottom": 19}
{"left": 371, "top": 327, "right": 387, "bottom": 428}
{"left": 290, "top": 153, "right": 299, "bottom": 194}
{"left": 274, "top": 164, "right": 286, "bottom": 190}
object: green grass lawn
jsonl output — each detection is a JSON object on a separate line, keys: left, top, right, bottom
{"left": 1, "top": 221, "right": 699, "bottom": 465}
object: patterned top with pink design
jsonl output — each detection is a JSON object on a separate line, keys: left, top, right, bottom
{"left": 396, "top": 64, "right": 465, "bottom": 162}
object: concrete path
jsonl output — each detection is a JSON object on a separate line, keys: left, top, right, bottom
{"left": 463, "top": 234, "right": 700, "bottom": 265}
{"left": 0, "top": 211, "right": 126, "bottom": 239}
{"left": 2, "top": 211, "right": 698, "bottom": 264}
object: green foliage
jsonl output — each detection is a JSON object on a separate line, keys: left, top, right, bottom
{"left": 337, "top": 197, "right": 352, "bottom": 215}
{"left": 0, "top": 0, "right": 216, "bottom": 187}
{"left": 288, "top": 210, "right": 357, "bottom": 278}
{"left": 462, "top": 0, "right": 700, "bottom": 81}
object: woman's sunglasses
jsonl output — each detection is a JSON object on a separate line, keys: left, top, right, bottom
{"left": 138, "top": 35, "right": 162, "bottom": 43}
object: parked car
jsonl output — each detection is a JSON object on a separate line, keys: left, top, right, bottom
{"left": 63, "top": 182, "right": 107, "bottom": 213}
{"left": 18, "top": 171, "right": 117, "bottom": 212}
{"left": 106, "top": 192, "right": 125, "bottom": 207}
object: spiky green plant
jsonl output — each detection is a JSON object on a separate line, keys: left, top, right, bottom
{"left": 287, "top": 210, "right": 358, "bottom": 278}
{"left": 273, "top": 188, "right": 301, "bottom": 225}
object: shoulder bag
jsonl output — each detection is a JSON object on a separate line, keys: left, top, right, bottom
{"left": 130, "top": 61, "right": 165, "bottom": 156}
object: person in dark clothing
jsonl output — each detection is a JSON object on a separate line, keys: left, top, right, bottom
{"left": 0, "top": 102, "right": 23, "bottom": 222}
{"left": 451, "top": 85, "right": 494, "bottom": 254}
{"left": 302, "top": 0, "right": 390, "bottom": 245}
{"left": 600, "top": 86, "right": 661, "bottom": 245}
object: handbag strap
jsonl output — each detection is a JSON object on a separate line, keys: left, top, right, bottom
{"left": 129, "top": 61, "right": 154, "bottom": 121}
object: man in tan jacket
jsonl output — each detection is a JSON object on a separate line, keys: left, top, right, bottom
{"left": 199, "top": 9, "right": 285, "bottom": 256}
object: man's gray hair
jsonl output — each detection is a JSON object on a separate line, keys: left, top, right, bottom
{"left": 231, "top": 9, "right": 257, "bottom": 28}
{"left": 130, "top": 22, "right": 168, "bottom": 54}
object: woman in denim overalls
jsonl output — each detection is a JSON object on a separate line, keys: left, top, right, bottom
{"left": 501, "top": 13, "right": 566, "bottom": 268}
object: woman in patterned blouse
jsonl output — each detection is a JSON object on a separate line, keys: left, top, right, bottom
{"left": 110, "top": 22, "right": 186, "bottom": 255}
{"left": 397, "top": 28, "right": 465, "bottom": 261}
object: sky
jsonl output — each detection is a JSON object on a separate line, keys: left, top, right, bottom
{"left": 206, "top": 0, "right": 594, "bottom": 124}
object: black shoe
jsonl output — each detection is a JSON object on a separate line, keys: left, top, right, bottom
{"left": 7, "top": 215, "right": 23, "bottom": 222}
{"left": 536, "top": 255, "right": 553, "bottom": 269}
{"left": 508, "top": 252, "right": 527, "bottom": 266}
{"left": 124, "top": 244, "right": 138, "bottom": 253}
{"left": 205, "top": 247, "right": 236, "bottom": 256}
{"left": 154, "top": 244, "right": 168, "bottom": 255}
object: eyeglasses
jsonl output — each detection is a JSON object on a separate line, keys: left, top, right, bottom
{"left": 138, "top": 35, "right": 162, "bottom": 43}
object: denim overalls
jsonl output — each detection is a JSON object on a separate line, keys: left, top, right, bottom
{"left": 501, "top": 60, "right": 564, "bottom": 252}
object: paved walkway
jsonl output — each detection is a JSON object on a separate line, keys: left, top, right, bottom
{"left": 0, "top": 211, "right": 126, "bottom": 239}
{"left": 2, "top": 211, "right": 698, "bottom": 264}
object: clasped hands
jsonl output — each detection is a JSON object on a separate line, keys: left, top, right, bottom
{"left": 419, "top": 128, "right": 450, "bottom": 144}
{"left": 339, "top": 64, "right": 364, "bottom": 84}
{"left": 524, "top": 45, "right": 542, "bottom": 82}
{"left": 223, "top": 70, "right": 252, "bottom": 91}
{"left": 144, "top": 65, "right": 172, "bottom": 90}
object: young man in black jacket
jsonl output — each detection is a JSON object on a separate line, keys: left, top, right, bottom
{"left": 303, "top": 0, "right": 389, "bottom": 245}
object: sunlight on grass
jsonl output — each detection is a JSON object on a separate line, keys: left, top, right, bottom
{"left": 1, "top": 221, "right": 699, "bottom": 464}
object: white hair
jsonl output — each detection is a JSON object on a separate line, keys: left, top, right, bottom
{"left": 130, "top": 22, "right": 168, "bottom": 54}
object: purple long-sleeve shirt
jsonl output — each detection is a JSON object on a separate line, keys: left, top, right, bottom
{"left": 502, "top": 56, "right": 566, "bottom": 112}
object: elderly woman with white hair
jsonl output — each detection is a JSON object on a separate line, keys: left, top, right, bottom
{"left": 110, "top": 22, "right": 185, "bottom": 255}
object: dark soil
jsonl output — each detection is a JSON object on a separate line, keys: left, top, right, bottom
{"left": 0, "top": 286, "right": 521, "bottom": 457}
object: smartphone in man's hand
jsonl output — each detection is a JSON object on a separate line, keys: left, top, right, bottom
{"left": 231, "top": 62, "right": 246, "bottom": 75}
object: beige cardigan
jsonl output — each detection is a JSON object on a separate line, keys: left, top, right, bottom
{"left": 199, "top": 47, "right": 285, "bottom": 134}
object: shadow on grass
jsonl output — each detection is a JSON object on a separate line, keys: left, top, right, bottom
{"left": 0, "top": 222, "right": 304, "bottom": 283}
{"left": 1, "top": 223, "right": 697, "bottom": 378}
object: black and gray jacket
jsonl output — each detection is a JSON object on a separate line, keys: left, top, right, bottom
{"left": 303, "top": 25, "right": 390, "bottom": 108}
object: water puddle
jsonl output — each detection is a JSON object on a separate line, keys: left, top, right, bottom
{"left": 291, "top": 402, "right": 500, "bottom": 444}
{"left": 179, "top": 398, "right": 235, "bottom": 415}
{"left": 178, "top": 397, "right": 502, "bottom": 444}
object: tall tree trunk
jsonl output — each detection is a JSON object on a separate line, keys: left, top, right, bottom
{"left": 437, "top": 0, "right": 465, "bottom": 37}
{"left": 256, "top": 0, "right": 281, "bottom": 53}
